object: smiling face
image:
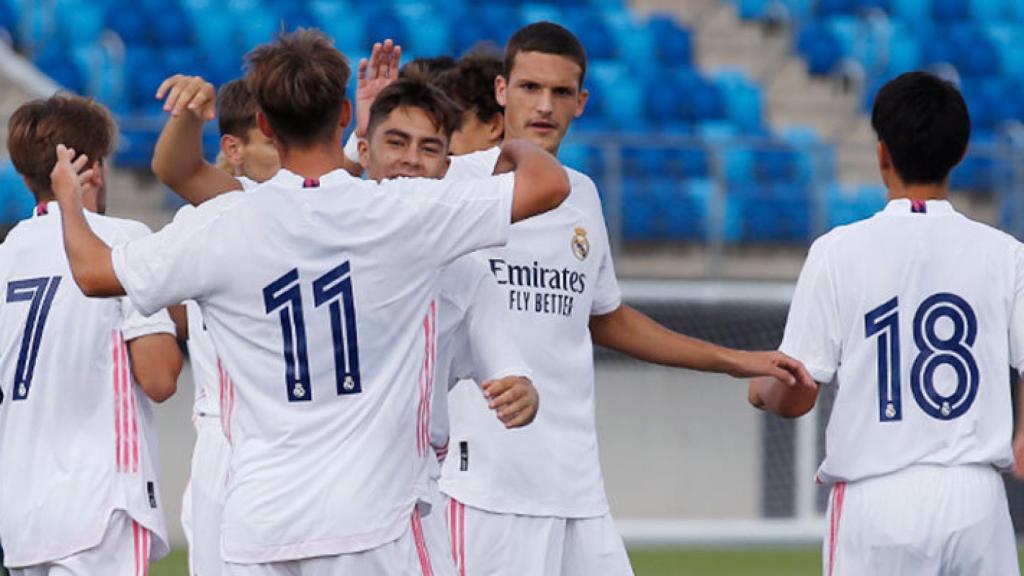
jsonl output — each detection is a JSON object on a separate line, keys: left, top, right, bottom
{"left": 359, "top": 105, "right": 451, "bottom": 181}
{"left": 496, "top": 51, "right": 588, "bottom": 156}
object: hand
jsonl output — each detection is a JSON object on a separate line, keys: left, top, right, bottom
{"left": 728, "top": 350, "right": 817, "bottom": 391}
{"left": 1013, "top": 431, "right": 1024, "bottom": 480}
{"left": 156, "top": 74, "right": 216, "bottom": 120}
{"left": 355, "top": 39, "right": 402, "bottom": 138}
{"left": 482, "top": 376, "right": 539, "bottom": 428}
{"left": 50, "top": 144, "right": 92, "bottom": 203}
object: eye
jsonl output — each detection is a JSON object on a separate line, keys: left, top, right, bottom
{"left": 520, "top": 82, "right": 539, "bottom": 92}
{"left": 422, "top": 146, "right": 441, "bottom": 156}
{"left": 554, "top": 87, "right": 575, "bottom": 97}
{"left": 386, "top": 138, "right": 404, "bottom": 148}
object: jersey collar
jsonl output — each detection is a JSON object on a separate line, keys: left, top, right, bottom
{"left": 882, "top": 198, "right": 955, "bottom": 216}
{"left": 32, "top": 201, "right": 57, "bottom": 218}
{"left": 272, "top": 167, "right": 356, "bottom": 189}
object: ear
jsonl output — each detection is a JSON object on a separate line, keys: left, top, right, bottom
{"left": 257, "top": 111, "right": 274, "bottom": 139}
{"left": 495, "top": 75, "right": 508, "bottom": 107}
{"left": 357, "top": 137, "right": 369, "bottom": 169}
{"left": 877, "top": 140, "right": 891, "bottom": 172}
{"left": 487, "top": 112, "right": 504, "bottom": 141}
{"left": 221, "top": 134, "right": 243, "bottom": 166}
{"left": 574, "top": 87, "right": 589, "bottom": 118}
{"left": 339, "top": 99, "right": 353, "bottom": 131}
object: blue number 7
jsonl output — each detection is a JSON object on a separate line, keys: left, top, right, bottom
{"left": 6, "top": 276, "right": 61, "bottom": 401}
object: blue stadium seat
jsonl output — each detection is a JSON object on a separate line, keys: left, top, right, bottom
{"left": 646, "top": 13, "right": 692, "bottom": 65}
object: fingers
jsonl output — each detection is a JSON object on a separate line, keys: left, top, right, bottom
{"left": 71, "top": 151, "right": 90, "bottom": 173}
{"left": 498, "top": 394, "right": 538, "bottom": 428}
{"left": 481, "top": 376, "right": 516, "bottom": 407}
{"left": 367, "top": 42, "right": 382, "bottom": 80}
{"left": 775, "top": 354, "right": 816, "bottom": 390}
{"left": 386, "top": 41, "right": 401, "bottom": 79}
{"left": 155, "top": 74, "right": 185, "bottom": 100}
{"left": 357, "top": 57, "right": 369, "bottom": 85}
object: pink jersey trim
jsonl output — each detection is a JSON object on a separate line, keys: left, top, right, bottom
{"left": 412, "top": 509, "right": 433, "bottom": 576}
{"left": 417, "top": 301, "right": 437, "bottom": 457}
{"left": 449, "top": 499, "right": 466, "bottom": 576}
{"left": 828, "top": 482, "right": 846, "bottom": 576}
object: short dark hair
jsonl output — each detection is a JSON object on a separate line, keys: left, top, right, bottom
{"left": 400, "top": 55, "right": 457, "bottom": 81}
{"left": 217, "top": 79, "right": 258, "bottom": 140}
{"left": 438, "top": 47, "right": 504, "bottom": 124}
{"left": 870, "top": 71, "right": 970, "bottom": 185}
{"left": 7, "top": 94, "right": 116, "bottom": 199}
{"left": 366, "top": 78, "right": 462, "bottom": 142}
{"left": 244, "top": 29, "right": 351, "bottom": 149}
{"left": 504, "top": 22, "right": 587, "bottom": 85}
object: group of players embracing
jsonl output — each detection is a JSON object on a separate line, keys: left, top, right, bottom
{"left": 0, "top": 17, "right": 1022, "bottom": 576}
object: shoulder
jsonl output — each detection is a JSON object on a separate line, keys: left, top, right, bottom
{"left": 445, "top": 147, "right": 501, "bottom": 180}
{"left": 439, "top": 254, "right": 492, "bottom": 309}
{"left": 86, "top": 213, "right": 154, "bottom": 243}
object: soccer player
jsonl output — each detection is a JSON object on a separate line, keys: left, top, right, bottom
{"left": 435, "top": 48, "right": 505, "bottom": 155}
{"left": 50, "top": 28, "right": 569, "bottom": 575}
{"left": 153, "top": 69, "right": 540, "bottom": 576}
{"left": 354, "top": 24, "right": 814, "bottom": 576}
{"left": 0, "top": 95, "right": 182, "bottom": 575}
{"left": 151, "top": 76, "right": 274, "bottom": 576}
{"left": 749, "top": 71, "right": 1022, "bottom": 575}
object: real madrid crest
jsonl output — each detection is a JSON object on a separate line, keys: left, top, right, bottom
{"left": 571, "top": 226, "right": 590, "bottom": 261}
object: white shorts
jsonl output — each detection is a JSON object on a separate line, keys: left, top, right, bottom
{"left": 418, "top": 483, "right": 455, "bottom": 576}
{"left": 447, "top": 499, "right": 634, "bottom": 576}
{"left": 824, "top": 464, "right": 1019, "bottom": 576}
{"left": 10, "top": 510, "right": 152, "bottom": 576}
{"left": 224, "top": 511, "right": 431, "bottom": 576}
{"left": 182, "top": 415, "right": 231, "bottom": 576}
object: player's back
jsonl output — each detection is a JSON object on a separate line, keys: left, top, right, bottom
{"left": 112, "top": 167, "right": 513, "bottom": 562}
{"left": 0, "top": 205, "right": 169, "bottom": 566}
{"left": 798, "top": 199, "right": 1021, "bottom": 484}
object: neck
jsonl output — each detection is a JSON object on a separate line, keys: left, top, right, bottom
{"left": 887, "top": 181, "right": 948, "bottom": 202}
{"left": 278, "top": 142, "right": 345, "bottom": 180}
{"left": 501, "top": 133, "right": 560, "bottom": 156}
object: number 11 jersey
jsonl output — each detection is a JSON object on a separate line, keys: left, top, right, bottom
{"left": 780, "top": 199, "right": 1024, "bottom": 485}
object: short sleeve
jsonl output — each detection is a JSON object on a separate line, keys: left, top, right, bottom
{"left": 119, "top": 298, "right": 176, "bottom": 341}
{"left": 1009, "top": 243, "right": 1024, "bottom": 372}
{"left": 779, "top": 237, "right": 842, "bottom": 384}
{"left": 111, "top": 192, "right": 242, "bottom": 316}
{"left": 591, "top": 227, "right": 622, "bottom": 316}
{"left": 443, "top": 257, "right": 531, "bottom": 383}
{"left": 387, "top": 173, "right": 515, "bottom": 265}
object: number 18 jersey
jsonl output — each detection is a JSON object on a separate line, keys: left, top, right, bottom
{"left": 780, "top": 199, "right": 1024, "bottom": 485}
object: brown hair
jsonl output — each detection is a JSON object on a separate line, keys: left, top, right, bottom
{"left": 7, "top": 94, "right": 116, "bottom": 200}
{"left": 504, "top": 22, "right": 587, "bottom": 86}
{"left": 366, "top": 77, "right": 462, "bottom": 142}
{"left": 399, "top": 55, "right": 457, "bottom": 81}
{"left": 244, "top": 29, "right": 351, "bottom": 149}
{"left": 217, "top": 79, "right": 258, "bottom": 140}
{"left": 438, "top": 46, "right": 504, "bottom": 124}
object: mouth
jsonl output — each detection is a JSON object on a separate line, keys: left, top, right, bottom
{"left": 527, "top": 121, "right": 558, "bottom": 134}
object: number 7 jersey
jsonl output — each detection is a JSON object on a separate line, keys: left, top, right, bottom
{"left": 780, "top": 199, "right": 1024, "bottom": 485}
{"left": 0, "top": 204, "right": 175, "bottom": 567}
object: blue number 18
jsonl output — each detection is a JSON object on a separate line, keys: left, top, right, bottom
{"left": 864, "top": 293, "right": 979, "bottom": 422}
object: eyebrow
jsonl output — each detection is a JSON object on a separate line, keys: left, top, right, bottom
{"left": 383, "top": 128, "right": 412, "bottom": 140}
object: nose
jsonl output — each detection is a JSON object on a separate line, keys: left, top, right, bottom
{"left": 536, "top": 90, "right": 554, "bottom": 115}
{"left": 401, "top": 146, "right": 423, "bottom": 167}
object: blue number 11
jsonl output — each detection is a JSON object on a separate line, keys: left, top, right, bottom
{"left": 263, "top": 262, "right": 361, "bottom": 402}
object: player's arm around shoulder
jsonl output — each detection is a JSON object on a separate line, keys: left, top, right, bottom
{"left": 497, "top": 139, "right": 570, "bottom": 222}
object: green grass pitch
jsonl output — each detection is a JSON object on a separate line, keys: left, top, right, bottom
{"left": 147, "top": 547, "right": 1024, "bottom": 575}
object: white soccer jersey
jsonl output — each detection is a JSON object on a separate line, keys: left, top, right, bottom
{"left": 440, "top": 147, "right": 623, "bottom": 518}
{"left": 181, "top": 176, "right": 259, "bottom": 420}
{"left": 0, "top": 203, "right": 174, "bottom": 567}
{"left": 110, "top": 167, "right": 514, "bottom": 563}
{"left": 780, "top": 199, "right": 1024, "bottom": 485}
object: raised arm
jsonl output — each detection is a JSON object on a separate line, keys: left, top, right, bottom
{"left": 590, "top": 303, "right": 816, "bottom": 388}
{"left": 128, "top": 332, "right": 183, "bottom": 403}
{"left": 342, "top": 39, "right": 402, "bottom": 177}
{"left": 51, "top": 145, "right": 124, "bottom": 297}
{"left": 152, "top": 75, "right": 241, "bottom": 205}
{"left": 497, "top": 139, "right": 571, "bottom": 222}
